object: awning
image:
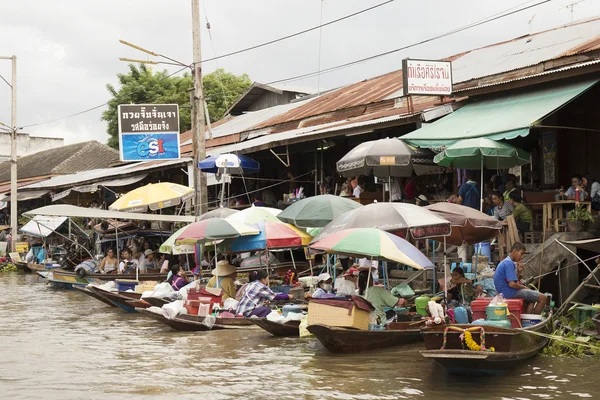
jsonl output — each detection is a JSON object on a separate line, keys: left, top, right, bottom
{"left": 20, "top": 215, "right": 68, "bottom": 237}
{"left": 402, "top": 79, "right": 598, "bottom": 148}
{"left": 10, "top": 190, "right": 50, "bottom": 201}
{"left": 24, "top": 204, "right": 196, "bottom": 223}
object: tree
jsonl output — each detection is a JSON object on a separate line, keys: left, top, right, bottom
{"left": 103, "top": 65, "right": 252, "bottom": 149}
{"left": 203, "top": 68, "right": 252, "bottom": 122}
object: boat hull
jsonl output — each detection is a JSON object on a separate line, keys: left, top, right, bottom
{"left": 137, "top": 308, "right": 254, "bottom": 331}
{"left": 307, "top": 322, "right": 423, "bottom": 353}
{"left": 73, "top": 286, "right": 117, "bottom": 308}
{"left": 52, "top": 269, "right": 167, "bottom": 282}
{"left": 420, "top": 315, "right": 552, "bottom": 375}
{"left": 250, "top": 318, "right": 300, "bottom": 337}
{"left": 88, "top": 286, "right": 141, "bottom": 313}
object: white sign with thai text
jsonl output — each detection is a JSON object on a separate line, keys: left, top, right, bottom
{"left": 403, "top": 59, "right": 452, "bottom": 96}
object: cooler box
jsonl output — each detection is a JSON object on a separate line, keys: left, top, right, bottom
{"left": 134, "top": 281, "right": 158, "bottom": 294}
{"left": 307, "top": 297, "right": 372, "bottom": 330}
{"left": 115, "top": 279, "right": 138, "bottom": 292}
{"left": 471, "top": 298, "right": 524, "bottom": 328}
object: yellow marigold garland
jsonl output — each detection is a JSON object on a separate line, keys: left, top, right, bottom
{"left": 464, "top": 330, "right": 495, "bottom": 352}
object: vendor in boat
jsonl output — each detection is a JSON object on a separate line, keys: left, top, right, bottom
{"left": 447, "top": 266, "right": 482, "bottom": 304}
{"left": 178, "top": 254, "right": 190, "bottom": 270}
{"left": 99, "top": 248, "right": 118, "bottom": 274}
{"left": 118, "top": 249, "right": 138, "bottom": 274}
{"left": 358, "top": 270, "right": 407, "bottom": 324}
{"left": 236, "top": 270, "right": 294, "bottom": 317}
{"left": 206, "top": 260, "right": 237, "bottom": 300}
{"left": 494, "top": 242, "right": 547, "bottom": 314}
{"left": 167, "top": 264, "right": 189, "bottom": 291}
{"left": 334, "top": 266, "right": 359, "bottom": 296}
{"left": 311, "top": 273, "right": 334, "bottom": 298}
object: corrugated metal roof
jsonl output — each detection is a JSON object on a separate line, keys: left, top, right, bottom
{"left": 452, "top": 17, "right": 600, "bottom": 84}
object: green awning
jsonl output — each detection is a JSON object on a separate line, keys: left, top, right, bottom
{"left": 402, "top": 79, "right": 598, "bottom": 148}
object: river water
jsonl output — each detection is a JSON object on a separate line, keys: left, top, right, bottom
{"left": 1, "top": 273, "right": 598, "bottom": 400}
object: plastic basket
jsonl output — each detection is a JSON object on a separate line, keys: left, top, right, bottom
{"left": 270, "top": 285, "right": 290, "bottom": 295}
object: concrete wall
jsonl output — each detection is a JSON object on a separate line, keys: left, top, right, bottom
{"left": 0, "top": 132, "right": 64, "bottom": 161}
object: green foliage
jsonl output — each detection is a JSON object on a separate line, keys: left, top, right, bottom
{"left": 203, "top": 68, "right": 252, "bottom": 122}
{"left": 542, "top": 316, "right": 600, "bottom": 357}
{"left": 102, "top": 65, "right": 252, "bottom": 149}
{"left": 567, "top": 205, "right": 594, "bottom": 222}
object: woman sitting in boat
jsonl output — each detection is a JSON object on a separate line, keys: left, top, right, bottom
{"left": 167, "top": 264, "right": 189, "bottom": 291}
{"left": 236, "top": 270, "right": 294, "bottom": 317}
{"left": 358, "top": 270, "right": 406, "bottom": 324}
{"left": 99, "top": 248, "right": 118, "bottom": 274}
{"left": 447, "top": 267, "right": 482, "bottom": 305}
{"left": 206, "top": 260, "right": 237, "bottom": 300}
{"left": 334, "top": 267, "right": 359, "bottom": 296}
{"left": 311, "top": 273, "right": 335, "bottom": 299}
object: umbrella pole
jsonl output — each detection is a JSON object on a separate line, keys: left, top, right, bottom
{"left": 389, "top": 176, "right": 392, "bottom": 203}
{"left": 220, "top": 167, "right": 227, "bottom": 207}
{"left": 432, "top": 240, "right": 436, "bottom": 294}
{"left": 289, "top": 249, "right": 296, "bottom": 270}
{"left": 443, "top": 236, "right": 447, "bottom": 302}
{"left": 480, "top": 156, "right": 484, "bottom": 212}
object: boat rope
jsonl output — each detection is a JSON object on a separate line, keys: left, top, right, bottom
{"left": 529, "top": 254, "right": 598, "bottom": 280}
{"left": 440, "top": 326, "right": 495, "bottom": 352}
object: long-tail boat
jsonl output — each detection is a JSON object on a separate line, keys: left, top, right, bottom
{"left": 420, "top": 313, "right": 552, "bottom": 375}
{"left": 137, "top": 308, "right": 255, "bottom": 331}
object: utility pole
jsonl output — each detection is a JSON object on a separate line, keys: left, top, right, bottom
{"left": 191, "top": 0, "right": 208, "bottom": 214}
{"left": 0, "top": 55, "right": 17, "bottom": 251}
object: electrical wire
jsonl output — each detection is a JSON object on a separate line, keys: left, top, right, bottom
{"left": 200, "top": 0, "right": 395, "bottom": 64}
{"left": 266, "top": 0, "right": 553, "bottom": 85}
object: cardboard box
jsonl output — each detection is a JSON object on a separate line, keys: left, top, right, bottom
{"left": 307, "top": 302, "right": 370, "bottom": 330}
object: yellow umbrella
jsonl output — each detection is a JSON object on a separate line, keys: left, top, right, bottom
{"left": 109, "top": 182, "right": 194, "bottom": 212}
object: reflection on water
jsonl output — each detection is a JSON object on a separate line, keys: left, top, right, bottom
{"left": 1, "top": 274, "right": 599, "bottom": 399}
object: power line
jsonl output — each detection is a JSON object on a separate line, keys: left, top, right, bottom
{"left": 200, "top": 0, "right": 395, "bottom": 63}
{"left": 20, "top": 0, "right": 551, "bottom": 129}
{"left": 266, "top": 0, "right": 553, "bottom": 85}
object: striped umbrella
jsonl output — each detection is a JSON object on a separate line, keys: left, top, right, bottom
{"left": 159, "top": 225, "right": 195, "bottom": 254}
{"left": 225, "top": 220, "right": 313, "bottom": 252}
{"left": 175, "top": 217, "right": 259, "bottom": 245}
{"left": 309, "top": 228, "right": 434, "bottom": 270}
{"left": 109, "top": 182, "right": 194, "bottom": 212}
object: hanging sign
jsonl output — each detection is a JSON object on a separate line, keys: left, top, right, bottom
{"left": 402, "top": 59, "right": 453, "bottom": 96}
{"left": 118, "top": 104, "right": 181, "bottom": 161}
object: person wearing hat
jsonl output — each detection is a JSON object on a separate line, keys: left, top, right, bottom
{"left": 206, "top": 260, "right": 237, "bottom": 301}
{"left": 138, "top": 249, "right": 156, "bottom": 273}
{"left": 312, "top": 273, "right": 334, "bottom": 298}
{"left": 415, "top": 194, "right": 430, "bottom": 207}
{"left": 334, "top": 267, "right": 359, "bottom": 297}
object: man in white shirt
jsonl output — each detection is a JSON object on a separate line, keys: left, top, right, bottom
{"left": 390, "top": 177, "right": 402, "bottom": 202}
{"left": 118, "top": 249, "right": 139, "bottom": 274}
{"left": 352, "top": 177, "right": 364, "bottom": 199}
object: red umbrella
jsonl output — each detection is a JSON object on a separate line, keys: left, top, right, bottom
{"left": 425, "top": 202, "right": 502, "bottom": 245}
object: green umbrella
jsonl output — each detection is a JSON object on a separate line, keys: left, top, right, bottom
{"left": 159, "top": 225, "right": 195, "bottom": 255}
{"left": 277, "top": 195, "right": 363, "bottom": 228}
{"left": 433, "top": 138, "right": 530, "bottom": 211}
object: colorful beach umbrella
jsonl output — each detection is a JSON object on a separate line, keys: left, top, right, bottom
{"left": 198, "top": 153, "right": 260, "bottom": 174}
{"left": 312, "top": 202, "right": 451, "bottom": 242}
{"left": 225, "top": 221, "right": 313, "bottom": 252}
{"left": 277, "top": 194, "right": 363, "bottom": 228}
{"left": 309, "top": 228, "right": 434, "bottom": 270}
{"left": 159, "top": 225, "right": 195, "bottom": 255}
{"left": 175, "top": 217, "right": 259, "bottom": 245}
{"left": 225, "top": 206, "right": 281, "bottom": 225}
{"left": 109, "top": 182, "right": 194, "bottom": 213}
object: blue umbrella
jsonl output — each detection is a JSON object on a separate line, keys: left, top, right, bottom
{"left": 198, "top": 154, "right": 260, "bottom": 174}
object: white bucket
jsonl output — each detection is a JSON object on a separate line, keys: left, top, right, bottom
{"left": 520, "top": 314, "right": 542, "bottom": 328}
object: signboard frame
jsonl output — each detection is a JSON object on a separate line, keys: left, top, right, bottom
{"left": 402, "top": 58, "right": 453, "bottom": 96}
{"left": 118, "top": 104, "right": 181, "bottom": 162}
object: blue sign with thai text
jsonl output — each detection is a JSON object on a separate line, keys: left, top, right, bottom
{"left": 120, "top": 133, "right": 181, "bottom": 161}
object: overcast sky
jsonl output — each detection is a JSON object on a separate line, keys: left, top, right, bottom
{"left": 0, "top": 0, "right": 599, "bottom": 145}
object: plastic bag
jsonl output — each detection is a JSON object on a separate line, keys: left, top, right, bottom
{"left": 299, "top": 316, "right": 313, "bottom": 338}
{"left": 284, "top": 312, "right": 305, "bottom": 322}
{"left": 142, "top": 282, "right": 174, "bottom": 299}
{"left": 97, "top": 281, "right": 117, "bottom": 291}
{"left": 202, "top": 315, "right": 216, "bottom": 329}
{"left": 266, "top": 310, "right": 285, "bottom": 323}
{"left": 162, "top": 300, "right": 184, "bottom": 320}
{"left": 490, "top": 293, "right": 506, "bottom": 306}
{"left": 223, "top": 298, "right": 239, "bottom": 311}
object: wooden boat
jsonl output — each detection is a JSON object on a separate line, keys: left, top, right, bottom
{"left": 87, "top": 286, "right": 142, "bottom": 313}
{"left": 420, "top": 313, "right": 553, "bottom": 375}
{"left": 125, "top": 298, "right": 153, "bottom": 309}
{"left": 142, "top": 296, "right": 172, "bottom": 308}
{"left": 26, "top": 262, "right": 62, "bottom": 272}
{"left": 307, "top": 321, "right": 423, "bottom": 353}
{"left": 73, "top": 285, "right": 118, "bottom": 308}
{"left": 250, "top": 318, "right": 301, "bottom": 337}
{"left": 41, "top": 271, "right": 103, "bottom": 289}
{"left": 52, "top": 268, "right": 168, "bottom": 282}
{"left": 137, "top": 308, "right": 254, "bottom": 331}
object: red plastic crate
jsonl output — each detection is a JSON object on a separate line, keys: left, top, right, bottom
{"left": 471, "top": 297, "right": 524, "bottom": 328}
